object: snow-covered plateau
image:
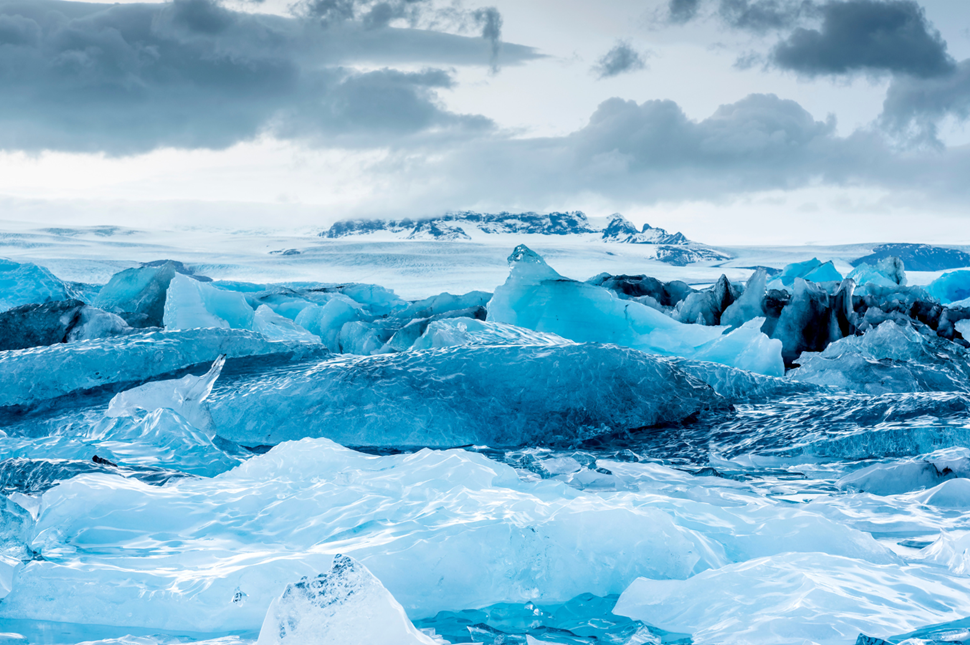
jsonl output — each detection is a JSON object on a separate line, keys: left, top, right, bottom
{"left": 2, "top": 219, "right": 970, "bottom": 644}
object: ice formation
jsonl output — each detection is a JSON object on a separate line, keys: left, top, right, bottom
{"left": 4, "top": 245, "right": 970, "bottom": 645}
{"left": 204, "top": 343, "right": 722, "bottom": 447}
{"left": 255, "top": 555, "right": 436, "bottom": 645}
{"left": 0, "top": 328, "right": 326, "bottom": 409}
{"left": 487, "top": 245, "right": 784, "bottom": 376}
{"left": 0, "top": 259, "right": 75, "bottom": 312}
{"left": 928, "top": 270, "right": 970, "bottom": 304}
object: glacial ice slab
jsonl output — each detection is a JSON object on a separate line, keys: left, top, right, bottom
{"left": 163, "top": 274, "right": 255, "bottom": 331}
{"left": 256, "top": 555, "right": 436, "bottom": 645}
{"left": 613, "top": 552, "right": 970, "bottom": 645}
{"left": 789, "top": 321, "right": 970, "bottom": 394}
{"left": 0, "top": 259, "right": 74, "bottom": 313}
{"left": 0, "top": 439, "right": 719, "bottom": 631}
{"left": 928, "top": 270, "right": 970, "bottom": 305}
{"left": 486, "top": 246, "right": 784, "bottom": 376}
{"left": 0, "top": 328, "right": 326, "bottom": 409}
{"left": 205, "top": 343, "right": 724, "bottom": 447}
{"left": 94, "top": 261, "right": 205, "bottom": 328}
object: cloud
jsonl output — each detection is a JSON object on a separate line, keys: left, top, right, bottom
{"left": 668, "top": 0, "right": 702, "bottom": 23}
{"left": 880, "top": 59, "right": 970, "bottom": 143}
{"left": 593, "top": 41, "right": 648, "bottom": 79}
{"left": 771, "top": 0, "right": 954, "bottom": 77}
{"left": 718, "top": 0, "right": 814, "bottom": 32}
{"left": 0, "top": 0, "right": 537, "bottom": 154}
{"left": 473, "top": 7, "right": 502, "bottom": 69}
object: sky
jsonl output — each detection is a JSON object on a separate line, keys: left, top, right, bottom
{"left": 1, "top": 0, "right": 970, "bottom": 245}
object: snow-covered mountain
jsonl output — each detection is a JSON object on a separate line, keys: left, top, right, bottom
{"left": 322, "top": 211, "right": 729, "bottom": 265}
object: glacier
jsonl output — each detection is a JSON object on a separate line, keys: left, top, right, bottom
{"left": 3, "top": 241, "right": 970, "bottom": 645}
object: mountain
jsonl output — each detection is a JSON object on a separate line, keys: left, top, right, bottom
{"left": 321, "top": 211, "right": 729, "bottom": 266}
{"left": 852, "top": 243, "right": 970, "bottom": 272}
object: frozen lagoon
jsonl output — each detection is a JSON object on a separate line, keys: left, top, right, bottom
{"left": 1, "top": 231, "right": 970, "bottom": 644}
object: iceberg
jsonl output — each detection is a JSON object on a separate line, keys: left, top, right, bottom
{"left": 613, "top": 552, "right": 970, "bottom": 645}
{"left": 0, "top": 328, "right": 326, "bottom": 409}
{"left": 293, "top": 295, "right": 366, "bottom": 353}
{"left": 93, "top": 261, "right": 206, "bottom": 328}
{"left": 927, "top": 270, "right": 970, "bottom": 304}
{"left": 486, "top": 246, "right": 784, "bottom": 376}
{"left": 163, "top": 274, "right": 255, "bottom": 331}
{"left": 771, "top": 278, "right": 854, "bottom": 364}
{"left": 253, "top": 306, "right": 321, "bottom": 344}
{"left": 255, "top": 555, "right": 436, "bottom": 645}
{"left": 720, "top": 268, "right": 767, "bottom": 328}
{"left": 67, "top": 306, "right": 132, "bottom": 343}
{"left": 413, "top": 318, "right": 572, "bottom": 350}
{"left": 0, "top": 439, "right": 719, "bottom": 631}
{"left": 672, "top": 275, "right": 740, "bottom": 325}
{"left": 847, "top": 256, "right": 906, "bottom": 295}
{"left": 0, "top": 300, "right": 85, "bottom": 351}
{"left": 789, "top": 321, "right": 970, "bottom": 394}
{"left": 205, "top": 343, "right": 724, "bottom": 447}
{"left": 0, "top": 259, "right": 74, "bottom": 312}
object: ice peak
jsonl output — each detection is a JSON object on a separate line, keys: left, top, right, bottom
{"left": 507, "top": 245, "right": 562, "bottom": 282}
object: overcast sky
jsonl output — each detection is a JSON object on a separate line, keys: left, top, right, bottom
{"left": 1, "top": 0, "right": 969, "bottom": 244}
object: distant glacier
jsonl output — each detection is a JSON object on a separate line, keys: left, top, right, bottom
{"left": 321, "top": 211, "right": 731, "bottom": 266}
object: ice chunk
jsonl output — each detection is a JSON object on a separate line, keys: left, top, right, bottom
{"left": 847, "top": 257, "right": 906, "bottom": 295}
{"left": 294, "top": 295, "right": 365, "bottom": 352}
{"left": 67, "top": 306, "right": 132, "bottom": 343}
{"left": 0, "top": 259, "right": 73, "bottom": 312}
{"left": 253, "top": 305, "right": 321, "bottom": 344}
{"left": 0, "top": 300, "right": 85, "bottom": 351}
{"left": 613, "top": 552, "right": 970, "bottom": 645}
{"left": 0, "top": 328, "right": 326, "bottom": 409}
{"left": 803, "top": 260, "right": 843, "bottom": 283}
{"left": 771, "top": 278, "right": 853, "bottom": 364}
{"left": 917, "top": 530, "right": 970, "bottom": 575}
{"left": 107, "top": 356, "right": 225, "bottom": 425}
{"left": 588, "top": 274, "right": 695, "bottom": 308}
{"left": 334, "top": 284, "right": 407, "bottom": 317}
{"left": 205, "top": 343, "right": 725, "bottom": 447}
{"left": 487, "top": 246, "right": 783, "bottom": 376}
{"left": 412, "top": 318, "right": 572, "bottom": 350}
{"left": 256, "top": 555, "right": 436, "bottom": 645}
{"left": 394, "top": 291, "right": 491, "bottom": 320}
{"left": 957, "top": 319, "right": 970, "bottom": 339}
{"left": 0, "top": 439, "right": 716, "bottom": 630}
{"left": 838, "top": 449, "right": 970, "bottom": 495}
{"left": 93, "top": 261, "right": 205, "bottom": 328}
{"left": 720, "top": 268, "right": 767, "bottom": 328}
{"left": 673, "top": 275, "right": 740, "bottom": 325}
{"left": 790, "top": 321, "right": 970, "bottom": 394}
{"left": 381, "top": 306, "right": 486, "bottom": 353}
{"left": 928, "top": 270, "right": 970, "bottom": 304}
{"left": 336, "top": 321, "right": 389, "bottom": 355}
{"left": 163, "top": 274, "right": 255, "bottom": 331}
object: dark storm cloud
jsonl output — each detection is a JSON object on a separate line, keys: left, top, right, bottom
{"left": 593, "top": 42, "right": 648, "bottom": 79}
{"left": 0, "top": 0, "right": 537, "bottom": 154}
{"left": 771, "top": 0, "right": 954, "bottom": 77}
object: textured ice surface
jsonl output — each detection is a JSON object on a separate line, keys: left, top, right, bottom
{"left": 928, "top": 270, "right": 970, "bottom": 304}
{"left": 164, "top": 274, "right": 255, "bottom": 331}
{"left": 790, "top": 321, "right": 970, "bottom": 394}
{"left": 252, "top": 305, "right": 321, "bottom": 344}
{"left": 0, "top": 259, "right": 74, "bottom": 312}
{"left": 204, "top": 343, "right": 722, "bottom": 447}
{"left": 487, "top": 246, "right": 784, "bottom": 376}
{"left": 614, "top": 552, "right": 970, "bottom": 645}
{"left": 0, "top": 328, "right": 325, "bottom": 409}
{"left": 94, "top": 261, "right": 202, "bottom": 328}
{"left": 255, "top": 555, "right": 435, "bottom": 645}
{"left": 412, "top": 317, "right": 573, "bottom": 349}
